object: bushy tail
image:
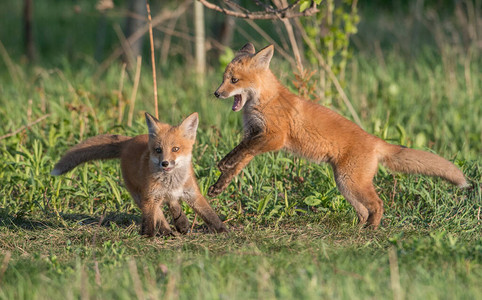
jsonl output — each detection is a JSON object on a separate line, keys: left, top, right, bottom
{"left": 51, "top": 134, "right": 131, "bottom": 175}
{"left": 379, "top": 142, "right": 469, "bottom": 188}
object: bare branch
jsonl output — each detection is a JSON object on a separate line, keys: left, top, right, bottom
{"left": 198, "top": 0, "right": 319, "bottom": 20}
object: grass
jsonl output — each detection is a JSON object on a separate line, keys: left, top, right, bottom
{"left": 0, "top": 1, "right": 481, "bottom": 299}
{"left": 1, "top": 214, "right": 481, "bottom": 299}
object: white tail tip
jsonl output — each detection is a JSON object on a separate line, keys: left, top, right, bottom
{"left": 457, "top": 181, "right": 471, "bottom": 189}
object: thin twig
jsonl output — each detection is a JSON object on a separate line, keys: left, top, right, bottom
{"left": 146, "top": 0, "right": 158, "bottom": 118}
{"left": 390, "top": 175, "right": 398, "bottom": 207}
{"left": 113, "top": 23, "right": 135, "bottom": 69}
{"left": 0, "top": 114, "right": 51, "bottom": 141}
{"left": 197, "top": 144, "right": 209, "bottom": 160}
{"left": 190, "top": 213, "right": 198, "bottom": 233}
{"left": 117, "top": 63, "right": 127, "bottom": 124}
{"left": 127, "top": 56, "right": 142, "bottom": 127}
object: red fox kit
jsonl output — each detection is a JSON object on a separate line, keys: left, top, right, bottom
{"left": 209, "top": 43, "right": 469, "bottom": 229}
{"left": 52, "top": 113, "right": 228, "bottom": 237}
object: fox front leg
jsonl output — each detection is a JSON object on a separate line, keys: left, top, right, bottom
{"left": 184, "top": 192, "right": 228, "bottom": 233}
{"left": 208, "top": 135, "right": 285, "bottom": 197}
{"left": 140, "top": 199, "right": 172, "bottom": 237}
{"left": 208, "top": 155, "right": 254, "bottom": 197}
{"left": 217, "top": 140, "right": 252, "bottom": 171}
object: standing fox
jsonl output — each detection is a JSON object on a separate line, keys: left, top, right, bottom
{"left": 209, "top": 43, "right": 469, "bottom": 229}
{"left": 51, "top": 112, "right": 228, "bottom": 237}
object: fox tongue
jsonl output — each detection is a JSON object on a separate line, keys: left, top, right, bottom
{"left": 232, "top": 95, "right": 242, "bottom": 111}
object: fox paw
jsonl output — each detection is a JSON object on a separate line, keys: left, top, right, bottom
{"left": 158, "top": 229, "right": 178, "bottom": 237}
{"left": 218, "top": 157, "right": 238, "bottom": 171}
{"left": 217, "top": 160, "right": 229, "bottom": 172}
{"left": 215, "top": 224, "right": 229, "bottom": 233}
{"left": 208, "top": 184, "right": 224, "bottom": 197}
{"left": 174, "top": 220, "right": 190, "bottom": 235}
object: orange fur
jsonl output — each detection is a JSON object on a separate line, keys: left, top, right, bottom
{"left": 52, "top": 113, "right": 227, "bottom": 237}
{"left": 209, "top": 43, "right": 469, "bottom": 229}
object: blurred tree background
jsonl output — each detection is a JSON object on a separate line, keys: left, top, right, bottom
{"left": 2, "top": 0, "right": 478, "bottom": 70}
{"left": 1, "top": 0, "right": 479, "bottom": 87}
{"left": 0, "top": 0, "right": 480, "bottom": 157}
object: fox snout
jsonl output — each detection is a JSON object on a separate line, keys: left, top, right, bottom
{"left": 214, "top": 83, "right": 230, "bottom": 99}
{"left": 160, "top": 159, "right": 176, "bottom": 172}
{"left": 214, "top": 88, "right": 227, "bottom": 99}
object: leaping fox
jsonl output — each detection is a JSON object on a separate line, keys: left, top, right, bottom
{"left": 208, "top": 42, "right": 469, "bottom": 229}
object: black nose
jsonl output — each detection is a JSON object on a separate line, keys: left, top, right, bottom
{"left": 214, "top": 91, "right": 220, "bottom": 98}
{"left": 161, "top": 161, "right": 169, "bottom": 167}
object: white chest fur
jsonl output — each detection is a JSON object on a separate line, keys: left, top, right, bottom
{"left": 148, "top": 168, "right": 190, "bottom": 202}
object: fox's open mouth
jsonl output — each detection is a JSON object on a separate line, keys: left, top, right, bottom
{"left": 232, "top": 94, "right": 244, "bottom": 112}
{"left": 162, "top": 167, "right": 173, "bottom": 172}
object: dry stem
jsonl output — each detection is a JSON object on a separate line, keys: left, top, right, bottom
{"left": 117, "top": 63, "right": 127, "bottom": 124}
{"left": 127, "top": 56, "right": 142, "bottom": 127}
{"left": 146, "top": 0, "right": 158, "bottom": 118}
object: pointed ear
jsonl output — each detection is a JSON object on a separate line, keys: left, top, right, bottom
{"left": 145, "top": 112, "right": 161, "bottom": 136}
{"left": 253, "top": 45, "right": 274, "bottom": 69}
{"left": 179, "top": 112, "right": 199, "bottom": 140}
{"left": 236, "top": 42, "right": 256, "bottom": 56}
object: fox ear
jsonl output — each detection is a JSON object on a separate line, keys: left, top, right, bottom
{"left": 253, "top": 45, "right": 274, "bottom": 69}
{"left": 145, "top": 112, "right": 161, "bottom": 136}
{"left": 179, "top": 112, "right": 199, "bottom": 140}
{"left": 236, "top": 42, "right": 256, "bottom": 56}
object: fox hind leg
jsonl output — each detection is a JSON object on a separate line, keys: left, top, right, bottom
{"left": 334, "top": 162, "right": 384, "bottom": 229}
{"left": 335, "top": 181, "right": 370, "bottom": 225}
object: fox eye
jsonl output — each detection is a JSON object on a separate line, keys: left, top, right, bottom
{"left": 231, "top": 77, "right": 239, "bottom": 84}
{"left": 172, "top": 147, "right": 179, "bottom": 152}
{"left": 155, "top": 147, "right": 162, "bottom": 153}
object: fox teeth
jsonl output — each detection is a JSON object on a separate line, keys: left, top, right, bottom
{"left": 232, "top": 94, "right": 243, "bottom": 111}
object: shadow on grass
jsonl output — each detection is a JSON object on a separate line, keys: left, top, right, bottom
{"left": 61, "top": 212, "right": 141, "bottom": 228}
{"left": 0, "top": 208, "right": 140, "bottom": 231}
{"left": 0, "top": 211, "right": 56, "bottom": 231}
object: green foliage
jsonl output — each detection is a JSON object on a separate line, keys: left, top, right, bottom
{"left": 300, "top": 0, "right": 360, "bottom": 101}
{"left": 218, "top": 47, "right": 235, "bottom": 72}
{"left": 299, "top": 0, "right": 323, "bottom": 12}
